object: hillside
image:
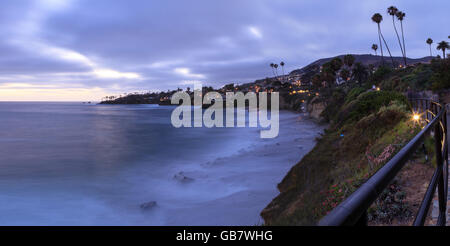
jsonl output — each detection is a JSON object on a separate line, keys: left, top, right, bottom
{"left": 289, "top": 54, "right": 433, "bottom": 76}
{"left": 100, "top": 54, "right": 436, "bottom": 105}
{"left": 260, "top": 58, "right": 450, "bottom": 225}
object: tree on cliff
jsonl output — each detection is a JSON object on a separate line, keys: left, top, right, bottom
{"left": 372, "top": 44, "right": 378, "bottom": 56}
{"left": 269, "top": 63, "right": 276, "bottom": 77}
{"left": 352, "top": 62, "right": 368, "bottom": 84}
{"left": 330, "top": 58, "right": 343, "bottom": 71}
{"left": 311, "top": 74, "right": 322, "bottom": 89}
{"left": 343, "top": 55, "right": 355, "bottom": 68}
{"left": 426, "top": 38, "right": 433, "bottom": 57}
{"left": 387, "top": 6, "right": 405, "bottom": 65}
{"left": 274, "top": 63, "right": 279, "bottom": 79}
{"left": 372, "top": 13, "right": 395, "bottom": 67}
{"left": 321, "top": 62, "right": 338, "bottom": 87}
{"left": 437, "top": 41, "right": 449, "bottom": 59}
{"left": 396, "top": 10, "right": 407, "bottom": 64}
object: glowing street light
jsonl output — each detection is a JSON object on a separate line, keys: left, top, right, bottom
{"left": 413, "top": 114, "right": 420, "bottom": 121}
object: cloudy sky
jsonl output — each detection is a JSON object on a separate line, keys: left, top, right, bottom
{"left": 0, "top": 0, "right": 448, "bottom": 101}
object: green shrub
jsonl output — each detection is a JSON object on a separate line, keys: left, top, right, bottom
{"left": 369, "top": 66, "right": 393, "bottom": 84}
{"left": 430, "top": 59, "right": 450, "bottom": 91}
{"left": 336, "top": 91, "right": 410, "bottom": 127}
{"left": 378, "top": 64, "right": 433, "bottom": 91}
{"left": 344, "top": 87, "right": 366, "bottom": 104}
{"left": 320, "top": 88, "right": 346, "bottom": 122}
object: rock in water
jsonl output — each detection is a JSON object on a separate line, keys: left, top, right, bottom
{"left": 174, "top": 172, "right": 195, "bottom": 183}
{"left": 140, "top": 201, "right": 157, "bottom": 210}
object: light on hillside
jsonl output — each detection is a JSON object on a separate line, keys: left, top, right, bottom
{"left": 412, "top": 114, "right": 420, "bottom": 121}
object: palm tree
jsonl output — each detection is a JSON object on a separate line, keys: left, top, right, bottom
{"left": 352, "top": 62, "right": 368, "bottom": 84}
{"left": 396, "top": 11, "right": 407, "bottom": 64}
{"left": 426, "top": 38, "right": 433, "bottom": 57}
{"left": 372, "top": 13, "right": 394, "bottom": 66}
{"left": 372, "top": 44, "right": 378, "bottom": 55}
{"left": 372, "top": 13, "right": 384, "bottom": 65}
{"left": 437, "top": 41, "right": 450, "bottom": 59}
{"left": 273, "top": 64, "right": 279, "bottom": 79}
{"left": 387, "top": 6, "right": 404, "bottom": 65}
{"left": 269, "top": 63, "right": 276, "bottom": 77}
{"left": 280, "top": 61, "right": 285, "bottom": 82}
{"left": 343, "top": 54, "right": 355, "bottom": 68}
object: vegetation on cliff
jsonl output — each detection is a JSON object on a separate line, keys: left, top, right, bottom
{"left": 261, "top": 57, "right": 448, "bottom": 225}
{"left": 261, "top": 4, "right": 449, "bottom": 224}
{"left": 261, "top": 89, "right": 417, "bottom": 225}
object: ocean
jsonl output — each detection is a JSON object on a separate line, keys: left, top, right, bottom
{"left": 0, "top": 102, "right": 322, "bottom": 225}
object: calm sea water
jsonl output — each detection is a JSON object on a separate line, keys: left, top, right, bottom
{"left": 0, "top": 102, "right": 322, "bottom": 225}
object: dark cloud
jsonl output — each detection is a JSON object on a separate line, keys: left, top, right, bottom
{"left": 0, "top": 0, "right": 448, "bottom": 100}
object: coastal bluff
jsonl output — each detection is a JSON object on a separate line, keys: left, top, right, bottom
{"left": 306, "top": 97, "right": 326, "bottom": 121}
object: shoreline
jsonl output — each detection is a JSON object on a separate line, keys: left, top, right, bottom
{"left": 158, "top": 111, "right": 324, "bottom": 225}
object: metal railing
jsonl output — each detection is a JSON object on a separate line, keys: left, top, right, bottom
{"left": 319, "top": 98, "right": 448, "bottom": 226}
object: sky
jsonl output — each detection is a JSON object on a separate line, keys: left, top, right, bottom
{"left": 0, "top": 0, "right": 448, "bottom": 101}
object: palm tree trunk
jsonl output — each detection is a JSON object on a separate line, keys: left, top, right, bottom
{"left": 380, "top": 31, "right": 395, "bottom": 67}
{"left": 400, "top": 20, "right": 407, "bottom": 65}
{"left": 392, "top": 16, "right": 405, "bottom": 65}
{"left": 377, "top": 24, "right": 384, "bottom": 65}
{"left": 429, "top": 44, "right": 432, "bottom": 57}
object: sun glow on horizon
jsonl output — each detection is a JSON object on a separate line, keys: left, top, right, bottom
{"left": 0, "top": 85, "right": 112, "bottom": 102}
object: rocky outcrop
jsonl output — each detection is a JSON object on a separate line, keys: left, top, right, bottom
{"left": 174, "top": 172, "right": 195, "bottom": 183}
{"left": 100, "top": 94, "right": 158, "bottom": 104}
{"left": 140, "top": 201, "right": 157, "bottom": 210}
{"left": 307, "top": 97, "right": 326, "bottom": 121}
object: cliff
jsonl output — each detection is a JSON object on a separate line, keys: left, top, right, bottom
{"left": 261, "top": 90, "right": 415, "bottom": 225}
{"left": 261, "top": 59, "right": 449, "bottom": 225}
{"left": 306, "top": 97, "right": 326, "bottom": 121}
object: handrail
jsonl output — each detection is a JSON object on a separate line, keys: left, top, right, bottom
{"left": 319, "top": 98, "right": 448, "bottom": 226}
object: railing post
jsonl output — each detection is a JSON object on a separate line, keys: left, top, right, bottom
{"left": 444, "top": 108, "right": 448, "bottom": 193}
{"left": 355, "top": 211, "right": 368, "bottom": 226}
{"left": 443, "top": 107, "right": 448, "bottom": 225}
{"left": 435, "top": 117, "right": 446, "bottom": 226}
